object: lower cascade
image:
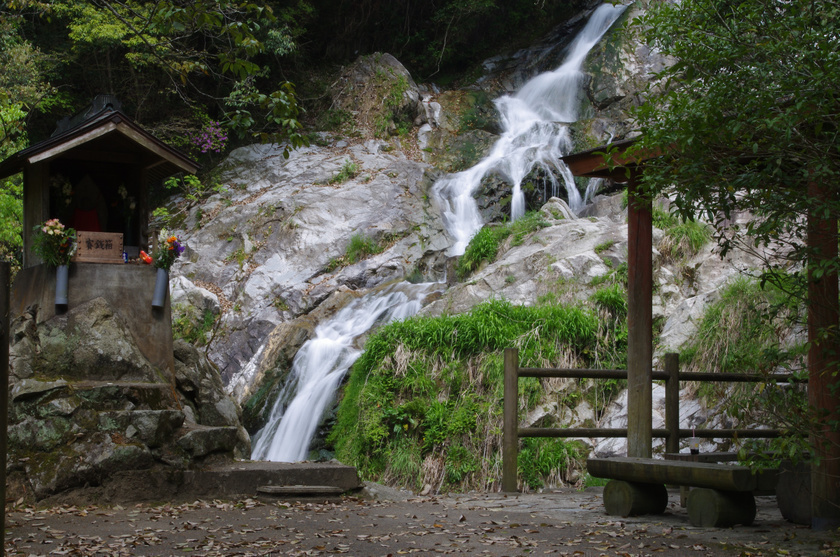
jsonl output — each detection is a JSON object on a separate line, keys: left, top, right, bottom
{"left": 251, "top": 282, "right": 441, "bottom": 462}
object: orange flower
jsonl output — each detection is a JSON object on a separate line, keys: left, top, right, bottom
{"left": 168, "top": 236, "right": 177, "bottom": 243}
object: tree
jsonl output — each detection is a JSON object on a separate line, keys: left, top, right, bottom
{"left": 3, "top": 0, "right": 306, "bottom": 155}
{"left": 629, "top": 0, "right": 839, "bottom": 528}
{"left": 0, "top": 16, "right": 55, "bottom": 268}
{"left": 631, "top": 0, "right": 839, "bottom": 283}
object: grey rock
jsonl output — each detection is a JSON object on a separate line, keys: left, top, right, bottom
{"left": 177, "top": 426, "right": 247, "bottom": 458}
{"left": 36, "top": 297, "right": 159, "bottom": 382}
{"left": 98, "top": 410, "right": 185, "bottom": 448}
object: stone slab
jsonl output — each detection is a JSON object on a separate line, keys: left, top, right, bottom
{"left": 181, "top": 460, "right": 362, "bottom": 499}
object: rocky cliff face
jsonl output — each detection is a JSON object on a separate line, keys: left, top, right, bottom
{"left": 162, "top": 3, "right": 773, "bottom": 465}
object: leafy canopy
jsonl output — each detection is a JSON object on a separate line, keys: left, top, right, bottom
{"left": 2, "top": 0, "right": 305, "bottom": 154}
{"left": 630, "top": 0, "right": 840, "bottom": 294}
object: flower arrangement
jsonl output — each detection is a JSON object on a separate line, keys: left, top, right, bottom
{"left": 151, "top": 229, "right": 185, "bottom": 270}
{"left": 31, "top": 219, "right": 76, "bottom": 266}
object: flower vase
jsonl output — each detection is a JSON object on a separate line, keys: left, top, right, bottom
{"left": 55, "top": 264, "right": 69, "bottom": 307}
{"left": 152, "top": 267, "right": 169, "bottom": 309}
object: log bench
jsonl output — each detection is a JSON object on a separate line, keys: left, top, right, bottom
{"left": 587, "top": 457, "right": 778, "bottom": 527}
{"left": 663, "top": 452, "right": 777, "bottom": 506}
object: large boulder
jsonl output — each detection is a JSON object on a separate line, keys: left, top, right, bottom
{"left": 330, "top": 52, "right": 422, "bottom": 139}
{"left": 28, "top": 297, "right": 161, "bottom": 383}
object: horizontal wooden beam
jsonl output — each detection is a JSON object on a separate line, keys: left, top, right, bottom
{"left": 587, "top": 457, "right": 758, "bottom": 491}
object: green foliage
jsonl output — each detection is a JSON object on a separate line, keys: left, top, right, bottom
{"left": 593, "top": 240, "right": 616, "bottom": 255}
{"left": 172, "top": 305, "right": 217, "bottom": 347}
{"left": 4, "top": 0, "right": 304, "bottom": 154}
{"left": 374, "top": 74, "right": 410, "bottom": 138}
{"left": 324, "top": 233, "right": 384, "bottom": 272}
{"left": 652, "top": 204, "right": 710, "bottom": 260}
{"left": 680, "top": 277, "right": 811, "bottom": 460}
{"left": 518, "top": 437, "right": 583, "bottom": 490}
{"left": 631, "top": 0, "right": 840, "bottom": 299}
{"left": 590, "top": 283, "right": 626, "bottom": 318}
{"left": 456, "top": 212, "right": 549, "bottom": 280}
{"left": 346, "top": 233, "right": 381, "bottom": 263}
{"left": 164, "top": 174, "right": 225, "bottom": 203}
{"left": 681, "top": 277, "right": 804, "bottom": 377}
{"left": 456, "top": 225, "right": 507, "bottom": 279}
{"left": 328, "top": 297, "right": 623, "bottom": 490}
{"left": 0, "top": 177, "right": 22, "bottom": 269}
{"left": 329, "top": 159, "right": 360, "bottom": 184}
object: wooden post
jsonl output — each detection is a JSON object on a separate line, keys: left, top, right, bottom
{"left": 503, "top": 348, "right": 519, "bottom": 492}
{"left": 626, "top": 171, "right": 653, "bottom": 458}
{"left": 1, "top": 261, "right": 10, "bottom": 554}
{"left": 806, "top": 182, "right": 840, "bottom": 530}
{"left": 664, "top": 353, "right": 680, "bottom": 455}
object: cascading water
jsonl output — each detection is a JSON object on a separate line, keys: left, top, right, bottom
{"left": 249, "top": 4, "right": 625, "bottom": 462}
{"left": 434, "top": 3, "right": 626, "bottom": 256}
{"left": 251, "top": 282, "right": 439, "bottom": 462}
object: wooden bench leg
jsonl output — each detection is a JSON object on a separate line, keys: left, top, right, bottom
{"left": 687, "top": 488, "right": 756, "bottom": 527}
{"left": 680, "top": 485, "right": 690, "bottom": 507}
{"left": 603, "top": 480, "right": 668, "bottom": 517}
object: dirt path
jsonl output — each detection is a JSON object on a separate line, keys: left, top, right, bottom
{"left": 6, "top": 486, "right": 838, "bottom": 556}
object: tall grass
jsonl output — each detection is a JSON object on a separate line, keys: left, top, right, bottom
{"left": 653, "top": 204, "right": 711, "bottom": 260}
{"left": 456, "top": 212, "right": 550, "bottom": 280}
{"left": 680, "top": 276, "right": 810, "bottom": 462}
{"left": 328, "top": 297, "right": 623, "bottom": 492}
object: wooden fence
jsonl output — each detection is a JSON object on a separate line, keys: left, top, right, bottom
{"left": 502, "top": 348, "right": 804, "bottom": 491}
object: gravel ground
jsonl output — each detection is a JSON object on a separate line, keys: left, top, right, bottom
{"left": 5, "top": 486, "right": 839, "bottom": 556}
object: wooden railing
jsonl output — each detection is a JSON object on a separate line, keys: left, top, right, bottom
{"left": 501, "top": 348, "right": 804, "bottom": 491}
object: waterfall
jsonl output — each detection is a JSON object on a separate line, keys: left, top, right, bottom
{"left": 249, "top": 3, "right": 625, "bottom": 463}
{"left": 433, "top": 3, "right": 627, "bottom": 256}
{"left": 251, "top": 282, "right": 439, "bottom": 462}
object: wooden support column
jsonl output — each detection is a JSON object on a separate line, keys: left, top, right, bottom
{"left": 1, "top": 261, "right": 10, "bottom": 552}
{"left": 664, "top": 353, "right": 680, "bottom": 455}
{"left": 806, "top": 182, "right": 840, "bottom": 530}
{"left": 626, "top": 171, "right": 653, "bottom": 458}
{"left": 502, "top": 348, "right": 520, "bottom": 492}
{"left": 22, "top": 162, "right": 50, "bottom": 268}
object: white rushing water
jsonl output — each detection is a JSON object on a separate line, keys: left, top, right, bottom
{"left": 251, "top": 282, "right": 439, "bottom": 462}
{"left": 250, "top": 3, "right": 625, "bottom": 462}
{"left": 434, "top": 3, "right": 626, "bottom": 256}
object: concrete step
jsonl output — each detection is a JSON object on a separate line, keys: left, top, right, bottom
{"left": 181, "top": 460, "right": 362, "bottom": 499}
{"left": 257, "top": 485, "right": 346, "bottom": 495}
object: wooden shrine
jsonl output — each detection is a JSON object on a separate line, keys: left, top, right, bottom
{"left": 0, "top": 95, "right": 199, "bottom": 267}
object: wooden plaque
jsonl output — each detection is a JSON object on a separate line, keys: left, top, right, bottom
{"left": 73, "top": 231, "right": 124, "bottom": 263}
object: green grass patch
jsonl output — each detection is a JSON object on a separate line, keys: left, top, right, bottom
{"left": 652, "top": 204, "right": 711, "bottom": 260}
{"left": 172, "top": 305, "right": 217, "bottom": 347}
{"left": 456, "top": 212, "right": 550, "bottom": 280}
{"left": 329, "top": 159, "right": 360, "bottom": 184}
{"left": 328, "top": 297, "right": 626, "bottom": 491}
{"left": 679, "top": 276, "right": 810, "bottom": 461}
{"left": 346, "top": 233, "right": 382, "bottom": 263}
{"left": 325, "top": 233, "right": 384, "bottom": 272}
